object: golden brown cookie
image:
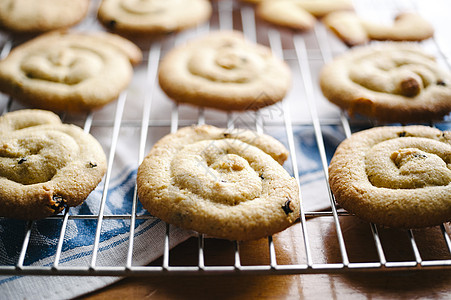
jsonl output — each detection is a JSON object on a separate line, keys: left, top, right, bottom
{"left": 319, "top": 43, "right": 451, "bottom": 123}
{"left": 0, "top": 0, "right": 90, "bottom": 33}
{"left": 158, "top": 31, "right": 291, "bottom": 111}
{"left": 97, "top": 0, "right": 212, "bottom": 35}
{"left": 329, "top": 125, "right": 451, "bottom": 228}
{"left": 137, "top": 125, "right": 300, "bottom": 240}
{"left": 323, "top": 11, "right": 434, "bottom": 47}
{"left": 0, "top": 109, "right": 107, "bottom": 220}
{"left": 0, "top": 31, "right": 142, "bottom": 112}
{"left": 256, "top": 0, "right": 353, "bottom": 31}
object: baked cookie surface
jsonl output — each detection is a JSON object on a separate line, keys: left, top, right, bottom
{"left": 98, "top": 0, "right": 212, "bottom": 35}
{"left": 323, "top": 11, "right": 434, "bottom": 46}
{"left": 0, "top": 109, "right": 107, "bottom": 220}
{"left": 319, "top": 43, "right": 451, "bottom": 123}
{"left": 0, "top": 0, "right": 90, "bottom": 33}
{"left": 0, "top": 31, "right": 142, "bottom": 112}
{"left": 137, "top": 125, "right": 300, "bottom": 240}
{"left": 329, "top": 125, "right": 451, "bottom": 228}
{"left": 158, "top": 31, "right": 291, "bottom": 111}
{"left": 256, "top": 0, "right": 353, "bottom": 31}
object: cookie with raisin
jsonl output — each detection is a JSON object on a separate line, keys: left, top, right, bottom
{"left": 319, "top": 43, "right": 451, "bottom": 122}
{"left": 137, "top": 125, "right": 299, "bottom": 240}
{"left": 0, "top": 109, "right": 107, "bottom": 220}
{"left": 329, "top": 125, "right": 451, "bottom": 228}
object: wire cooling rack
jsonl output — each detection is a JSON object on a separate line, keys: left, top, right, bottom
{"left": 0, "top": 0, "right": 450, "bottom": 277}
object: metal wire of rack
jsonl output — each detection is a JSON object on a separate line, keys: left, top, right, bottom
{"left": 0, "top": 0, "right": 450, "bottom": 278}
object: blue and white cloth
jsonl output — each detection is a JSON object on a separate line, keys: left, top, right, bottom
{"left": 0, "top": 165, "right": 193, "bottom": 299}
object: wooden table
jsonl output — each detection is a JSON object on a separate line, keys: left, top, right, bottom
{"left": 79, "top": 217, "right": 451, "bottom": 299}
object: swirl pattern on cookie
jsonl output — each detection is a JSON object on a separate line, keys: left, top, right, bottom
{"left": 320, "top": 43, "right": 451, "bottom": 122}
{"left": 158, "top": 31, "right": 291, "bottom": 111}
{"left": 98, "top": 0, "right": 212, "bottom": 35}
{"left": 0, "top": 0, "right": 89, "bottom": 33}
{"left": 0, "top": 31, "right": 142, "bottom": 112}
{"left": 137, "top": 125, "right": 299, "bottom": 240}
{"left": 329, "top": 125, "right": 451, "bottom": 228}
{"left": 0, "top": 110, "right": 107, "bottom": 220}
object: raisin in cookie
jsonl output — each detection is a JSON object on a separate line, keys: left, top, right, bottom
{"left": 256, "top": 0, "right": 353, "bottom": 31}
{"left": 329, "top": 125, "right": 451, "bottom": 228}
{"left": 98, "top": 0, "right": 212, "bottom": 35}
{"left": 0, "top": 31, "right": 142, "bottom": 112}
{"left": 158, "top": 31, "right": 291, "bottom": 111}
{"left": 137, "top": 125, "right": 299, "bottom": 240}
{"left": 0, "top": 109, "right": 107, "bottom": 220}
{"left": 0, "top": 0, "right": 90, "bottom": 33}
{"left": 323, "top": 11, "right": 434, "bottom": 47}
{"left": 319, "top": 43, "right": 451, "bottom": 123}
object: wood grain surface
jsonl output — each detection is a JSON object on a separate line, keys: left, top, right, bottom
{"left": 79, "top": 217, "right": 451, "bottom": 299}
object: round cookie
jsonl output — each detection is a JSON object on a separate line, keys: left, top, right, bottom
{"left": 0, "top": 109, "right": 107, "bottom": 220}
{"left": 256, "top": 0, "right": 353, "bottom": 31}
{"left": 0, "top": 0, "right": 90, "bottom": 33}
{"left": 0, "top": 31, "right": 142, "bottom": 113}
{"left": 323, "top": 11, "right": 434, "bottom": 47}
{"left": 137, "top": 125, "right": 300, "bottom": 240}
{"left": 329, "top": 125, "right": 451, "bottom": 228}
{"left": 319, "top": 43, "right": 451, "bottom": 123}
{"left": 158, "top": 31, "right": 292, "bottom": 111}
{"left": 98, "top": 0, "right": 212, "bottom": 35}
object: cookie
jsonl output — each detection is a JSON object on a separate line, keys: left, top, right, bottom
{"left": 137, "top": 125, "right": 300, "bottom": 240}
{"left": 0, "top": 31, "right": 142, "bottom": 112}
{"left": 158, "top": 31, "right": 291, "bottom": 111}
{"left": 98, "top": 0, "right": 212, "bottom": 35}
{"left": 0, "top": 109, "right": 107, "bottom": 220}
{"left": 323, "top": 11, "right": 434, "bottom": 47}
{"left": 256, "top": 0, "right": 353, "bottom": 31}
{"left": 329, "top": 125, "right": 451, "bottom": 228}
{"left": 319, "top": 43, "right": 451, "bottom": 123}
{"left": 0, "top": 0, "right": 90, "bottom": 33}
